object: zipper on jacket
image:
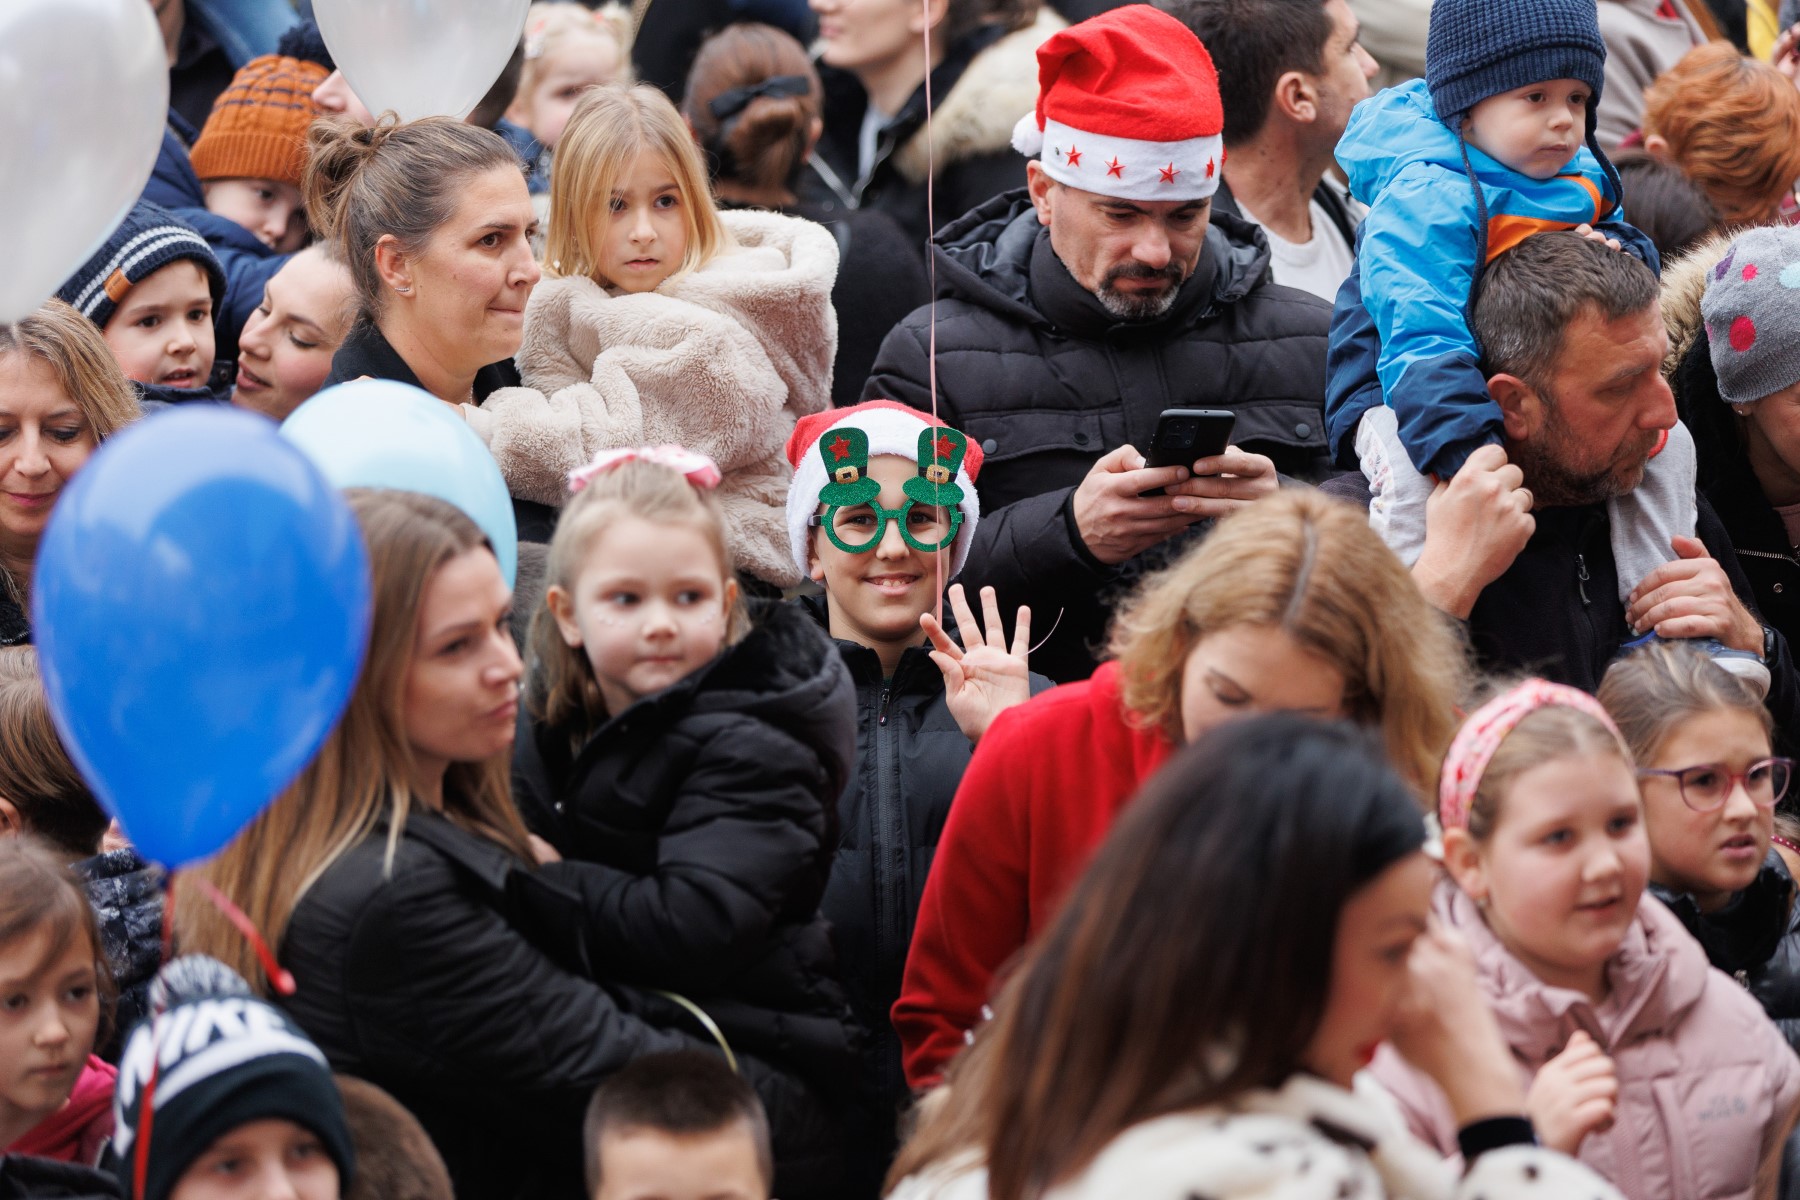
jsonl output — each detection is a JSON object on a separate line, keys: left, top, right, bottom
{"left": 1576, "top": 553, "right": 1592, "bottom": 607}
{"left": 873, "top": 684, "right": 906, "bottom": 995}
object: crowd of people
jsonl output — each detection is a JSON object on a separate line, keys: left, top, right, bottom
{"left": 13, "top": 0, "right": 1800, "bottom": 1197}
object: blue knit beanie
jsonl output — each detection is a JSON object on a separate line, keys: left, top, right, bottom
{"left": 1425, "top": 0, "right": 1607, "bottom": 127}
{"left": 55, "top": 201, "right": 226, "bottom": 332}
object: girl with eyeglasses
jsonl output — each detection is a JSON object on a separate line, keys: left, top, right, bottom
{"left": 1601, "top": 639, "right": 1800, "bottom": 1052}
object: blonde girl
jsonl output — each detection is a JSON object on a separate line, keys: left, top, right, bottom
{"left": 1600, "top": 641, "right": 1800, "bottom": 1050}
{"left": 513, "top": 447, "right": 865, "bottom": 1194}
{"left": 505, "top": 3, "right": 634, "bottom": 192}
{"left": 470, "top": 84, "right": 839, "bottom": 587}
{"left": 0, "top": 837, "right": 114, "bottom": 1167}
{"left": 1368, "top": 679, "right": 1800, "bottom": 1200}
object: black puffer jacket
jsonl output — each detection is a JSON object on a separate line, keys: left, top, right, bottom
{"left": 863, "top": 192, "right": 1332, "bottom": 680}
{"left": 794, "top": 595, "right": 1050, "bottom": 1127}
{"left": 1652, "top": 850, "right": 1800, "bottom": 1053}
{"left": 72, "top": 849, "right": 163, "bottom": 1062}
{"left": 513, "top": 602, "right": 867, "bottom": 1160}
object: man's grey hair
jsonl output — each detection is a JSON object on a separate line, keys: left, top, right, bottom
{"left": 1472, "top": 232, "right": 1661, "bottom": 393}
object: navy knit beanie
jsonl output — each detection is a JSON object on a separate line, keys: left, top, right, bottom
{"left": 1425, "top": 0, "right": 1607, "bottom": 127}
{"left": 55, "top": 201, "right": 226, "bottom": 332}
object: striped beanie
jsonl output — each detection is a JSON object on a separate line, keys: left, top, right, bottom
{"left": 55, "top": 202, "right": 226, "bottom": 331}
{"left": 191, "top": 54, "right": 329, "bottom": 187}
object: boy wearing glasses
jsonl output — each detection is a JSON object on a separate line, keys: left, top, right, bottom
{"left": 784, "top": 402, "right": 1048, "bottom": 1151}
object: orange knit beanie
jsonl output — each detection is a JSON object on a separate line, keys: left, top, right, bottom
{"left": 190, "top": 55, "right": 328, "bottom": 187}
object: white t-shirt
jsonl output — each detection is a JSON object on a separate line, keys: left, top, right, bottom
{"left": 858, "top": 104, "right": 890, "bottom": 182}
{"left": 1235, "top": 197, "right": 1356, "bottom": 302}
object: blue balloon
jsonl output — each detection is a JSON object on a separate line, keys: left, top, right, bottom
{"left": 280, "top": 379, "right": 519, "bottom": 586}
{"left": 32, "top": 408, "right": 371, "bottom": 867}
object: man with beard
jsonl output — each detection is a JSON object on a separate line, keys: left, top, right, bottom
{"left": 1327, "top": 232, "right": 1800, "bottom": 734}
{"left": 862, "top": 5, "right": 1331, "bottom": 682}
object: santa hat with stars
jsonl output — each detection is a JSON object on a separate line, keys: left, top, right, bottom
{"left": 1012, "top": 4, "right": 1225, "bottom": 203}
{"left": 784, "top": 400, "right": 984, "bottom": 578}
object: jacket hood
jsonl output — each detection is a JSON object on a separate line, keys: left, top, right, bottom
{"left": 889, "top": 11, "right": 1066, "bottom": 184}
{"left": 1338, "top": 80, "right": 1468, "bottom": 205}
{"left": 1659, "top": 230, "right": 1734, "bottom": 380}
{"left": 929, "top": 190, "right": 1273, "bottom": 332}
{"left": 1650, "top": 849, "right": 1792, "bottom": 973}
{"left": 1437, "top": 878, "right": 1709, "bottom": 1061}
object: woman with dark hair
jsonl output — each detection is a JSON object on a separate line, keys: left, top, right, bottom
{"left": 887, "top": 715, "right": 1624, "bottom": 1200}
{"left": 683, "top": 23, "right": 928, "bottom": 407}
{"left": 803, "top": 0, "right": 1064, "bottom": 249}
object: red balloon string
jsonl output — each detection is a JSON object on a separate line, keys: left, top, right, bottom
{"left": 185, "top": 874, "right": 298, "bottom": 996}
{"left": 132, "top": 877, "right": 179, "bottom": 1200}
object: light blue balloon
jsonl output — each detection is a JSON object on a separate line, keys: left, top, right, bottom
{"left": 281, "top": 379, "right": 519, "bottom": 586}
{"left": 34, "top": 407, "right": 371, "bottom": 867}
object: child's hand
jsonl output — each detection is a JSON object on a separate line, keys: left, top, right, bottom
{"left": 1573, "top": 224, "right": 1623, "bottom": 252}
{"left": 1772, "top": 23, "right": 1800, "bottom": 83}
{"left": 921, "top": 584, "right": 1032, "bottom": 745}
{"left": 1527, "top": 1030, "right": 1618, "bottom": 1154}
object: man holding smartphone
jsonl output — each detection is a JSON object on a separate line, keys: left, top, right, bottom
{"left": 863, "top": 6, "right": 1330, "bottom": 681}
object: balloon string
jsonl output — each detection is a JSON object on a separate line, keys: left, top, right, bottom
{"left": 923, "top": 0, "right": 946, "bottom": 633}
{"left": 185, "top": 874, "right": 297, "bottom": 996}
{"left": 133, "top": 877, "right": 178, "bottom": 1200}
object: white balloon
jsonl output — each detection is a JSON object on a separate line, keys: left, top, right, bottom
{"left": 0, "top": 0, "right": 169, "bottom": 324}
{"left": 315, "top": 0, "right": 532, "bottom": 123}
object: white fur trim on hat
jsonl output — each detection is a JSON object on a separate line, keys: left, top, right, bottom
{"left": 786, "top": 407, "right": 981, "bottom": 580}
{"left": 1026, "top": 116, "right": 1222, "bottom": 203}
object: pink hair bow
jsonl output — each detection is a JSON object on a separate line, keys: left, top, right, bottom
{"left": 567, "top": 445, "right": 723, "bottom": 493}
{"left": 1437, "top": 678, "right": 1627, "bottom": 833}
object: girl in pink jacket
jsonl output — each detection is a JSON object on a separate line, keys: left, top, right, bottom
{"left": 1368, "top": 679, "right": 1800, "bottom": 1200}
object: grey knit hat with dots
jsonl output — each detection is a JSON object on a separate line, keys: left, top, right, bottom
{"left": 1702, "top": 225, "right": 1800, "bottom": 406}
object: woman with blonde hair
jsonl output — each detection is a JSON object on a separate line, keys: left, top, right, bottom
{"left": 471, "top": 83, "right": 838, "bottom": 588}
{"left": 0, "top": 300, "right": 141, "bottom": 647}
{"left": 892, "top": 488, "right": 1468, "bottom": 1090}
{"left": 180, "top": 490, "right": 838, "bottom": 1200}
{"left": 1641, "top": 41, "right": 1800, "bottom": 227}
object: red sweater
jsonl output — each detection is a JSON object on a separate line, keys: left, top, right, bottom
{"left": 892, "top": 662, "right": 1171, "bottom": 1088}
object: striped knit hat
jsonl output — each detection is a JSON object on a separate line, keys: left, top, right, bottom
{"left": 55, "top": 202, "right": 226, "bottom": 332}
{"left": 191, "top": 54, "right": 329, "bottom": 186}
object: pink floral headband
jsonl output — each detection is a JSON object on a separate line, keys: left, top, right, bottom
{"left": 568, "top": 445, "right": 723, "bottom": 494}
{"left": 1438, "top": 678, "right": 1627, "bottom": 832}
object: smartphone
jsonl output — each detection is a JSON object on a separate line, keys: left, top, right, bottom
{"left": 1140, "top": 408, "right": 1236, "bottom": 497}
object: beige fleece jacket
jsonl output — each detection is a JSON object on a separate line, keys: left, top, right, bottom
{"left": 467, "top": 209, "right": 839, "bottom": 587}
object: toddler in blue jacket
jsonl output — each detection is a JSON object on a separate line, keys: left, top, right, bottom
{"left": 1323, "top": 0, "right": 1753, "bottom": 681}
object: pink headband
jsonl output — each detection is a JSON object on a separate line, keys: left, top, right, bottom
{"left": 568, "top": 445, "right": 722, "bottom": 494}
{"left": 1438, "top": 678, "right": 1627, "bottom": 831}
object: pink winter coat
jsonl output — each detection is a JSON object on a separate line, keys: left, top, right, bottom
{"left": 1370, "top": 879, "right": 1800, "bottom": 1200}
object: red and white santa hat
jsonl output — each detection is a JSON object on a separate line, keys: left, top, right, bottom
{"left": 784, "top": 400, "right": 984, "bottom": 578}
{"left": 1012, "top": 5, "right": 1225, "bottom": 203}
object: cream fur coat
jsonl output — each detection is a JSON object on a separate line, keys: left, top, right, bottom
{"left": 466, "top": 208, "right": 839, "bottom": 586}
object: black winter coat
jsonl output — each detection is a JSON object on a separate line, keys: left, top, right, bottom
{"left": 864, "top": 193, "right": 1333, "bottom": 680}
{"left": 513, "top": 602, "right": 871, "bottom": 1189}
{"left": 72, "top": 849, "right": 163, "bottom": 1062}
{"left": 1652, "top": 850, "right": 1800, "bottom": 1053}
{"left": 1678, "top": 332, "right": 1800, "bottom": 653}
{"left": 323, "top": 320, "right": 558, "bottom": 542}
{"left": 794, "top": 595, "right": 1050, "bottom": 1125}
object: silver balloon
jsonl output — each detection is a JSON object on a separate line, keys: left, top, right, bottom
{"left": 0, "top": 0, "right": 169, "bottom": 324}
{"left": 315, "top": 0, "right": 532, "bottom": 123}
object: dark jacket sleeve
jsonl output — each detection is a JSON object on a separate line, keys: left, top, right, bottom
{"left": 540, "top": 722, "right": 836, "bottom": 995}
{"left": 1597, "top": 219, "right": 1662, "bottom": 275}
{"left": 1697, "top": 497, "right": 1800, "bottom": 746}
{"left": 341, "top": 846, "right": 697, "bottom": 1095}
{"left": 1324, "top": 232, "right": 1384, "bottom": 468}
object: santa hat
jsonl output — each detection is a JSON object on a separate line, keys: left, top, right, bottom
{"left": 784, "top": 400, "right": 983, "bottom": 578}
{"left": 1011, "top": 5, "right": 1224, "bottom": 203}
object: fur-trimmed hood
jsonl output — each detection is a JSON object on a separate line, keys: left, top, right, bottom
{"left": 1660, "top": 230, "right": 1734, "bottom": 379}
{"left": 889, "top": 11, "right": 1065, "bottom": 184}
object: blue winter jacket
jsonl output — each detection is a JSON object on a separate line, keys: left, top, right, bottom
{"left": 141, "top": 113, "right": 288, "bottom": 361}
{"left": 1323, "top": 80, "right": 1657, "bottom": 477}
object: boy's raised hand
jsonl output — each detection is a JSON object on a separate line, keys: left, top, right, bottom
{"left": 921, "top": 584, "right": 1032, "bottom": 745}
{"left": 1526, "top": 1030, "right": 1618, "bottom": 1155}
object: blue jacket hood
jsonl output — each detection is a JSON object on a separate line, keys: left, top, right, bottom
{"left": 1338, "top": 80, "right": 1468, "bottom": 206}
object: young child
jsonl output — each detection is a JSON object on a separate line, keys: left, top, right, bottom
{"left": 472, "top": 83, "right": 838, "bottom": 588}
{"left": 0, "top": 837, "right": 113, "bottom": 1168}
{"left": 1368, "top": 679, "right": 1800, "bottom": 1199}
{"left": 55, "top": 201, "right": 233, "bottom": 406}
{"left": 189, "top": 54, "right": 328, "bottom": 255}
{"left": 504, "top": 3, "right": 634, "bottom": 194}
{"left": 511, "top": 447, "right": 864, "bottom": 1192}
{"left": 583, "top": 1051, "right": 772, "bottom": 1200}
{"left": 782, "top": 401, "right": 1042, "bottom": 1130}
{"left": 1322, "top": 0, "right": 1761, "bottom": 686}
{"left": 0, "top": 649, "right": 163, "bottom": 1061}
{"left": 1599, "top": 641, "right": 1800, "bottom": 1051}
{"left": 113, "top": 955, "right": 354, "bottom": 1200}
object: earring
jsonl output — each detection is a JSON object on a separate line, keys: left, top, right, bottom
{"left": 395, "top": 284, "right": 412, "bottom": 295}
